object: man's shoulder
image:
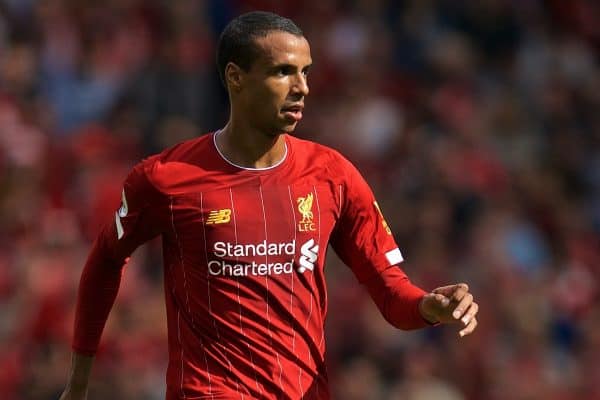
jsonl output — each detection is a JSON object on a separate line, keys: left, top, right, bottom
{"left": 288, "top": 134, "right": 357, "bottom": 175}
{"left": 134, "top": 133, "right": 217, "bottom": 194}
{"left": 287, "top": 134, "right": 348, "bottom": 164}
{"left": 156, "top": 133, "right": 214, "bottom": 163}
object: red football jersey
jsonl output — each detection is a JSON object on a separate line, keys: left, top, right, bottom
{"left": 73, "top": 132, "right": 428, "bottom": 399}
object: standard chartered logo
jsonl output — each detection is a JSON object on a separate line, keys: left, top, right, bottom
{"left": 298, "top": 239, "right": 319, "bottom": 273}
{"left": 208, "top": 239, "right": 318, "bottom": 276}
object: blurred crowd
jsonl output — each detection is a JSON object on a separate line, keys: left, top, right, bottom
{"left": 0, "top": 0, "right": 599, "bottom": 399}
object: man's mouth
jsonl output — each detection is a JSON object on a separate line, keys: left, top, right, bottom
{"left": 281, "top": 104, "right": 304, "bottom": 122}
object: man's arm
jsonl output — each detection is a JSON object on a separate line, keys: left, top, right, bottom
{"left": 71, "top": 227, "right": 128, "bottom": 355}
{"left": 61, "top": 159, "right": 164, "bottom": 399}
{"left": 59, "top": 222, "right": 129, "bottom": 400}
{"left": 59, "top": 353, "right": 94, "bottom": 400}
{"left": 361, "top": 265, "right": 430, "bottom": 330}
{"left": 359, "top": 262, "right": 479, "bottom": 335}
{"left": 330, "top": 155, "right": 479, "bottom": 335}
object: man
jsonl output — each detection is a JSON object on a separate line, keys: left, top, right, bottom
{"left": 60, "top": 11, "right": 478, "bottom": 400}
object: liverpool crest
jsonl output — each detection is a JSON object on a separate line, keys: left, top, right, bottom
{"left": 297, "top": 193, "right": 316, "bottom": 232}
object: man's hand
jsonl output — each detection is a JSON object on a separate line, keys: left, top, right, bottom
{"left": 419, "top": 283, "right": 479, "bottom": 337}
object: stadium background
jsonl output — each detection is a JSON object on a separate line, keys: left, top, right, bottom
{"left": 1, "top": 0, "right": 599, "bottom": 399}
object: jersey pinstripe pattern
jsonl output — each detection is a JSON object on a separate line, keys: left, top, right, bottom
{"left": 76, "top": 132, "right": 418, "bottom": 399}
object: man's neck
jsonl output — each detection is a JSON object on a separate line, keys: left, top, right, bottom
{"left": 216, "top": 122, "right": 287, "bottom": 169}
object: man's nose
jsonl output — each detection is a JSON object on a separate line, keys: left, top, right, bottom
{"left": 292, "top": 73, "right": 309, "bottom": 96}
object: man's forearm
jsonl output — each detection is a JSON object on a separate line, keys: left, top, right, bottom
{"left": 73, "top": 228, "right": 126, "bottom": 355}
{"left": 66, "top": 353, "right": 95, "bottom": 391}
{"left": 59, "top": 352, "right": 95, "bottom": 400}
{"left": 364, "top": 266, "right": 429, "bottom": 330}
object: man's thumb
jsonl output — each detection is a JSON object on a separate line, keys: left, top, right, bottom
{"left": 431, "top": 293, "right": 450, "bottom": 307}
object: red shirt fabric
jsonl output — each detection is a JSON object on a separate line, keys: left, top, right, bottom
{"left": 73, "top": 132, "right": 428, "bottom": 399}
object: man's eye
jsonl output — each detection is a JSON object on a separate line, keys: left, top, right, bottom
{"left": 276, "top": 67, "right": 292, "bottom": 76}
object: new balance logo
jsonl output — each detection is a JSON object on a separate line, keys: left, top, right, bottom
{"left": 206, "top": 209, "right": 231, "bottom": 224}
{"left": 298, "top": 239, "right": 319, "bottom": 273}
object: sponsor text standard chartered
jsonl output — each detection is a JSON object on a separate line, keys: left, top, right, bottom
{"left": 209, "top": 240, "right": 313, "bottom": 277}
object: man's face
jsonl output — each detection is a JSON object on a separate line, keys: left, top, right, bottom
{"left": 235, "top": 31, "right": 312, "bottom": 136}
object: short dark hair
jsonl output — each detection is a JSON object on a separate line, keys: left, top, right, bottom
{"left": 216, "top": 11, "right": 303, "bottom": 87}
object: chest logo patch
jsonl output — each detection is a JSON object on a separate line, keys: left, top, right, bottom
{"left": 297, "top": 193, "right": 316, "bottom": 232}
{"left": 299, "top": 239, "right": 319, "bottom": 273}
{"left": 206, "top": 209, "right": 232, "bottom": 225}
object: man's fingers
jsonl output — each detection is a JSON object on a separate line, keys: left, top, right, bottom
{"left": 459, "top": 302, "right": 479, "bottom": 325}
{"left": 432, "top": 283, "right": 469, "bottom": 298}
{"left": 459, "top": 317, "right": 478, "bottom": 337}
{"left": 432, "top": 285, "right": 456, "bottom": 296}
{"left": 427, "top": 284, "right": 478, "bottom": 328}
{"left": 434, "top": 293, "right": 450, "bottom": 307}
{"left": 451, "top": 292, "right": 473, "bottom": 320}
{"left": 451, "top": 284, "right": 469, "bottom": 302}
{"left": 457, "top": 282, "right": 469, "bottom": 292}
{"left": 423, "top": 293, "right": 450, "bottom": 308}
{"left": 422, "top": 293, "right": 449, "bottom": 314}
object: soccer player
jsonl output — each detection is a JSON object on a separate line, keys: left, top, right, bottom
{"left": 60, "top": 11, "right": 479, "bottom": 400}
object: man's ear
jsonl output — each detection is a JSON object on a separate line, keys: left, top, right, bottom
{"left": 225, "top": 62, "right": 244, "bottom": 93}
